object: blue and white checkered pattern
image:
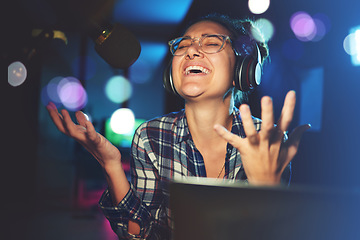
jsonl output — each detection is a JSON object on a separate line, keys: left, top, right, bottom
{"left": 99, "top": 107, "right": 290, "bottom": 239}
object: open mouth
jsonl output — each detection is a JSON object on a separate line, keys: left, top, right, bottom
{"left": 184, "top": 65, "right": 211, "bottom": 75}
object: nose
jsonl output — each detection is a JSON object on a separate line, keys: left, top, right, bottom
{"left": 186, "top": 40, "right": 203, "bottom": 59}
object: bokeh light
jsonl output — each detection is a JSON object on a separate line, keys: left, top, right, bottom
{"left": 252, "top": 18, "right": 274, "bottom": 42}
{"left": 41, "top": 76, "right": 63, "bottom": 108}
{"left": 311, "top": 18, "right": 326, "bottom": 42}
{"left": 344, "top": 27, "right": 360, "bottom": 66}
{"left": 248, "top": 0, "right": 270, "bottom": 15}
{"left": 343, "top": 33, "right": 357, "bottom": 55}
{"left": 41, "top": 76, "right": 88, "bottom": 111}
{"left": 290, "top": 11, "right": 331, "bottom": 42}
{"left": 290, "top": 11, "right": 316, "bottom": 41}
{"left": 313, "top": 13, "right": 331, "bottom": 38}
{"left": 356, "top": 30, "right": 360, "bottom": 60}
{"left": 46, "top": 76, "right": 64, "bottom": 104}
{"left": 105, "top": 75, "right": 132, "bottom": 104}
{"left": 58, "top": 77, "right": 88, "bottom": 111}
{"left": 110, "top": 108, "right": 135, "bottom": 134}
{"left": 8, "top": 61, "right": 27, "bottom": 87}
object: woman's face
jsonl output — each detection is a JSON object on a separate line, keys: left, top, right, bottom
{"left": 171, "top": 20, "right": 236, "bottom": 101}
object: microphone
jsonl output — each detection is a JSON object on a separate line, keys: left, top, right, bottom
{"left": 89, "top": 21, "right": 141, "bottom": 69}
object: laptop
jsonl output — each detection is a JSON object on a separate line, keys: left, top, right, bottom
{"left": 170, "top": 178, "right": 360, "bottom": 240}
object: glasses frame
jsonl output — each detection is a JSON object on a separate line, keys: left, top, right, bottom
{"left": 168, "top": 34, "right": 233, "bottom": 56}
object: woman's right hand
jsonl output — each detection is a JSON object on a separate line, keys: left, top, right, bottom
{"left": 46, "top": 102, "right": 122, "bottom": 169}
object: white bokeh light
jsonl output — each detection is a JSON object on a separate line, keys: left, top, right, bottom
{"left": 248, "top": 0, "right": 270, "bottom": 15}
{"left": 110, "top": 108, "right": 135, "bottom": 135}
{"left": 344, "top": 27, "right": 360, "bottom": 66}
{"left": 252, "top": 18, "right": 274, "bottom": 42}
{"left": 343, "top": 33, "right": 357, "bottom": 56}
{"left": 8, "top": 61, "right": 27, "bottom": 87}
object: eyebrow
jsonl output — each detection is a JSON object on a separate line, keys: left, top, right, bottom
{"left": 182, "top": 33, "right": 213, "bottom": 38}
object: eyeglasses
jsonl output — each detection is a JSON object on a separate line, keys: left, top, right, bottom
{"left": 168, "top": 34, "right": 232, "bottom": 56}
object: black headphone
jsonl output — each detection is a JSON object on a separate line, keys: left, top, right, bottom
{"left": 163, "top": 43, "right": 263, "bottom": 94}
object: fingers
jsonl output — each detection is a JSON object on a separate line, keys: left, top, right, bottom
{"left": 75, "top": 111, "right": 98, "bottom": 142}
{"left": 46, "top": 102, "right": 82, "bottom": 137}
{"left": 84, "top": 120, "right": 99, "bottom": 143}
{"left": 260, "top": 96, "right": 275, "bottom": 139}
{"left": 60, "top": 108, "right": 79, "bottom": 136}
{"left": 239, "top": 104, "right": 257, "bottom": 144}
{"left": 46, "top": 102, "right": 66, "bottom": 133}
{"left": 75, "top": 111, "right": 88, "bottom": 127}
{"left": 277, "top": 91, "right": 296, "bottom": 132}
{"left": 214, "top": 124, "right": 242, "bottom": 148}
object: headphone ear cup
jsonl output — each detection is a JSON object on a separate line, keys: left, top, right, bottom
{"left": 163, "top": 60, "right": 178, "bottom": 95}
{"left": 234, "top": 56, "right": 244, "bottom": 91}
{"left": 234, "top": 55, "right": 262, "bottom": 92}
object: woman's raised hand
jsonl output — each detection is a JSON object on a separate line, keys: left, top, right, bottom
{"left": 46, "top": 102, "right": 122, "bottom": 169}
{"left": 214, "top": 91, "right": 310, "bottom": 185}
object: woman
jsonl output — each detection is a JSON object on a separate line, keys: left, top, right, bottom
{"left": 47, "top": 14, "right": 309, "bottom": 239}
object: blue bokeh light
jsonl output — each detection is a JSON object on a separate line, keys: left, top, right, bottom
{"left": 105, "top": 75, "right": 133, "bottom": 104}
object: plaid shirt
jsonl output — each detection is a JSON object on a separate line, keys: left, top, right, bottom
{"left": 99, "top": 107, "right": 290, "bottom": 239}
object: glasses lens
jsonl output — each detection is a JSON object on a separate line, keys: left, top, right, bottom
{"left": 202, "top": 35, "right": 225, "bottom": 54}
{"left": 170, "top": 35, "right": 227, "bottom": 56}
{"left": 172, "top": 37, "right": 192, "bottom": 56}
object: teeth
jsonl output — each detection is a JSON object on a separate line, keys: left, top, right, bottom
{"left": 185, "top": 66, "right": 210, "bottom": 75}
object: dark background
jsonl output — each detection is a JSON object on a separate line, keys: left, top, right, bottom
{"left": 3, "top": 0, "right": 360, "bottom": 239}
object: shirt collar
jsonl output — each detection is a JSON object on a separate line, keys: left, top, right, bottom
{"left": 175, "top": 109, "right": 191, "bottom": 143}
{"left": 231, "top": 107, "right": 246, "bottom": 138}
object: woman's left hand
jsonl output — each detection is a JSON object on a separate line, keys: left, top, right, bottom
{"left": 214, "top": 90, "right": 310, "bottom": 185}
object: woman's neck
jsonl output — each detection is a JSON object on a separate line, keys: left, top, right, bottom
{"left": 184, "top": 94, "right": 234, "bottom": 147}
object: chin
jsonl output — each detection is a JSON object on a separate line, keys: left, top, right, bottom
{"left": 179, "top": 86, "right": 204, "bottom": 99}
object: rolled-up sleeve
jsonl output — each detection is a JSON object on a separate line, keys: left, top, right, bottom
{"left": 99, "top": 184, "right": 153, "bottom": 239}
{"left": 99, "top": 122, "right": 170, "bottom": 239}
